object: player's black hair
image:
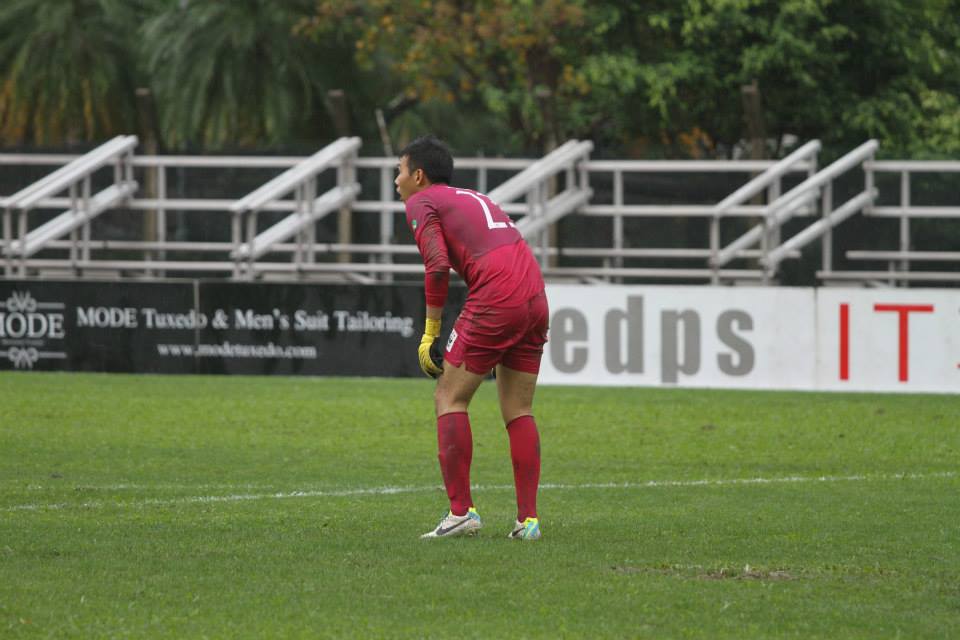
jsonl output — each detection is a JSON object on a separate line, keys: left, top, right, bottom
{"left": 399, "top": 135, "right": 453, "bottom": 184}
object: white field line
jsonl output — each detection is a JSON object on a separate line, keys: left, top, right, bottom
{"left": 4, "top": 470, "right": 956, "bottom": 513}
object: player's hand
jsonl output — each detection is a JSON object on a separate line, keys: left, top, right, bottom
{"left": 418, "top": 318, "right": 444, "bottom": 378}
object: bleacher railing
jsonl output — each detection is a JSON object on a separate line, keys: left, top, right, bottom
{"left": 713, "top": 139, "right": 879, "bottom": 283}
{"left": 2, "top": 136, "right": 138, "bottom": 277}
{"left": 229, "top": 137, "right": 361, "bottom": 279}
{"left": 826, "top": 159, "right": 960, "bottom": 285}
{"left": 1, "top": 139, "right": 956, "bottom": 286}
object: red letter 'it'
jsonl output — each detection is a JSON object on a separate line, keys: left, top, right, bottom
{"left": 873, "top": 304, "right": 934, "bottom": 382}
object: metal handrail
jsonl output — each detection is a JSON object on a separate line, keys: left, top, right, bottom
{"left": 819, "top": 156, "right": 960, "bottom": 285}
{"left": 846, "top": 250, "right": 960, "bottom": 261}
{"left": 18, "top": 183, "right": 140, "bottom": 259}
{"left": 710, "top": 140, "right": 821, "bottom": 219}
{"left": 870, "top": 206, "right": 960, "bottom": 218}
{"left": 515, "top": 187, "right": 593, "bottom": 238}
{"left": 864, "top": 160, "right": 960, "bottom": 171}
{"left": 817, "top": 269, "right": 960, "bottom": 283}
{"left": 763, "top": 190, "right": 877, "bottom": 267}
{"left": 713, "top": 140, "right": 879, "bottom": 269}
{"left": 233, "top": 183, "right": 361, "bottom": 261}
{"left": 3, "top": 136, "right": 138, "bottom": 275}
{"left": 5, "top": 153, "right": 813, "bottom": 173}
{"left": 487, "top": 140, "right": 593, "bottom": 204}
{"left": 707, "top": 140, "right": 820, "bottom": 281}
{"left": 27, "top": 238, "right": 800, "bottom": 262}
{"left": 6, "top": 139, "right": 960, "bottom": 287}
{"left": 229, "top": 137, "right": 361, "bottom": 277}
{"left": 0, "top": 144, "right": 836, "bottom": 284}
{"left": 230, "top": 137, "right": 361, "bottom": 214}
{"left": 711, "top": 192, "right": 819, "bottom": 268}
{"left": 0, "top": 136, "right": 136, "bottom": 210}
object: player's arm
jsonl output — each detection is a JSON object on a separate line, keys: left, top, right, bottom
{"left": 415, "top": 215, "right": 450, "bottom": 378}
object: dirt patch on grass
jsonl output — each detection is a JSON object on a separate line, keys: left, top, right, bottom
{"left": 612, "top": 565, "right": 667, "bottom": 575}
{"left": 612, "top": 564, "right": 796, "bottom": 581}
{"left": 700, "top": 566, "right": 795, "bottom": 581}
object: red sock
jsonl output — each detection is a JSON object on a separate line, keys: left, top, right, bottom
{"left": 506, "top": 415, "right": 540, "bottom": 521}
{"left": 437, "top": 412, "right": 473, "bottom": 516}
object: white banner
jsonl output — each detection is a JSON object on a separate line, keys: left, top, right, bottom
{"left": 540, "top": 285, "right": 960, "bottom": 394}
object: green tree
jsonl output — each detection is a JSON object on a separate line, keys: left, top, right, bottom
{"left": 831, "top": 0, "right": 960, "bottom": 156}
{"left": 2, "top": 0, "right": 956, "bottom": 157}
{"left": 303, "top": 0, "right": 959, "bottom": 158}
{"left": 637, "top": 0, "right": 960, "bottom": 156}
{"left": 302, "top": 0, "right": 646, "bottom": 153}
{"left": 0, "top": 0, "right": 144, "bottom": 146}
{"left": 142, "top": 0, "right": 324, "bottom": 150}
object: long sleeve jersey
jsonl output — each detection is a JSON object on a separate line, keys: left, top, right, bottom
{"left": 404, "top": 184, "right": 544, "bottom": 308}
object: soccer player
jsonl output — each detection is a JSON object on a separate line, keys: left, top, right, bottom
{"left": 396, "top": 135, "right": 547, "bottom": 541}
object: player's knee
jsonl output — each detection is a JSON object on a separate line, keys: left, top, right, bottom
{"left": 435, "top": 386, "right": 473, "bottom": 417}
{"left": 500, "top": 402, "right": 532, "bottom": 425}
{"left": 434, "top": 385, "right": 457, "bottom": 415}
{"left": 433, "top": 385, "right": 447, "bottom": 413}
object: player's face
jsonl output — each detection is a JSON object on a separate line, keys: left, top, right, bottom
{"left": 395, "top": 156, "right": 423, "bottom": 202}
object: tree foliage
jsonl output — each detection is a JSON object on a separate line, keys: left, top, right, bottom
{"left": 0, "top": 0, "right": 143, "bottom": 145}
{"left": 301, "top": 0, "right": 647, "bottom": 153}
{"left": 634, "top": 0, "right": 960, "bottom": 156}
{"left": 0, "top": 0, "right": 956, "bottom": 156}
{"left": 299, "top": 0, "right": 959, "bottom": 157}
{"left": 142, "top": 0, "right": 322, "bottom": 149}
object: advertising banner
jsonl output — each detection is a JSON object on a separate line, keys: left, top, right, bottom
{"left": 539, "top": 285, "right": 818, "bottom": 390}
{"left": 0, "top": 280, "right": 463, "bottom": 377}
{"left": 1, "top": 279, "right": 957, "bottom": 393}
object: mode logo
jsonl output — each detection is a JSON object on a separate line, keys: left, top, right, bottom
{"left": 0, "top": 291, "right": 67, "bottom": 369}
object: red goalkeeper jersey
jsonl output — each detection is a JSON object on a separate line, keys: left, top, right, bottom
{"left": 405, "top": 184, "right": 545, "bottom": 308}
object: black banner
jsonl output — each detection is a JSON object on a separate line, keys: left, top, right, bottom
{"left": 0, "top": 280, "right": 464, "bottom": 376}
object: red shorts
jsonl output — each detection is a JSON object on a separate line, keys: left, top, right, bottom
{"left": 444, "top": 291, "right": 549, "bottom": 375}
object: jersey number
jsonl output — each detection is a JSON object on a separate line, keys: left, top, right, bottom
{"left": 456, "top": 190, "right": 516, "bottom": 230}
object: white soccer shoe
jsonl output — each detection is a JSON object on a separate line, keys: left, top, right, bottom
{"left": 421, "top": 507, "right": 483, "bottom": 539}
{"left": 508, "top": 517, "right": 541, "bottom": 541}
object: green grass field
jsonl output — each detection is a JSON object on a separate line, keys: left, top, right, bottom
{"left": 1, "top": 372, "right": 958, "bottom": 639}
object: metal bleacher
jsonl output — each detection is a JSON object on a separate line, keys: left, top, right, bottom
{"left": 1, "top": 137, "right": 957, "bottom": 287}
{"left": 2, "top": 136, "right": 138, "bottom": 277}
{"left": 229, "top": 137, "right": 362, "bottom": 278}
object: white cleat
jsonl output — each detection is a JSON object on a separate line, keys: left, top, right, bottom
{"left": 421, "top": 507, "right": 483, "bottom": 539}
{"left": 508, "top": 517, "right": 541, "bottom": 540}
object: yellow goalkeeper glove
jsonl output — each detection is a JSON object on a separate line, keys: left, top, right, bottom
{"left": 418, "top": 318, "right": 444, "bottom": 379}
